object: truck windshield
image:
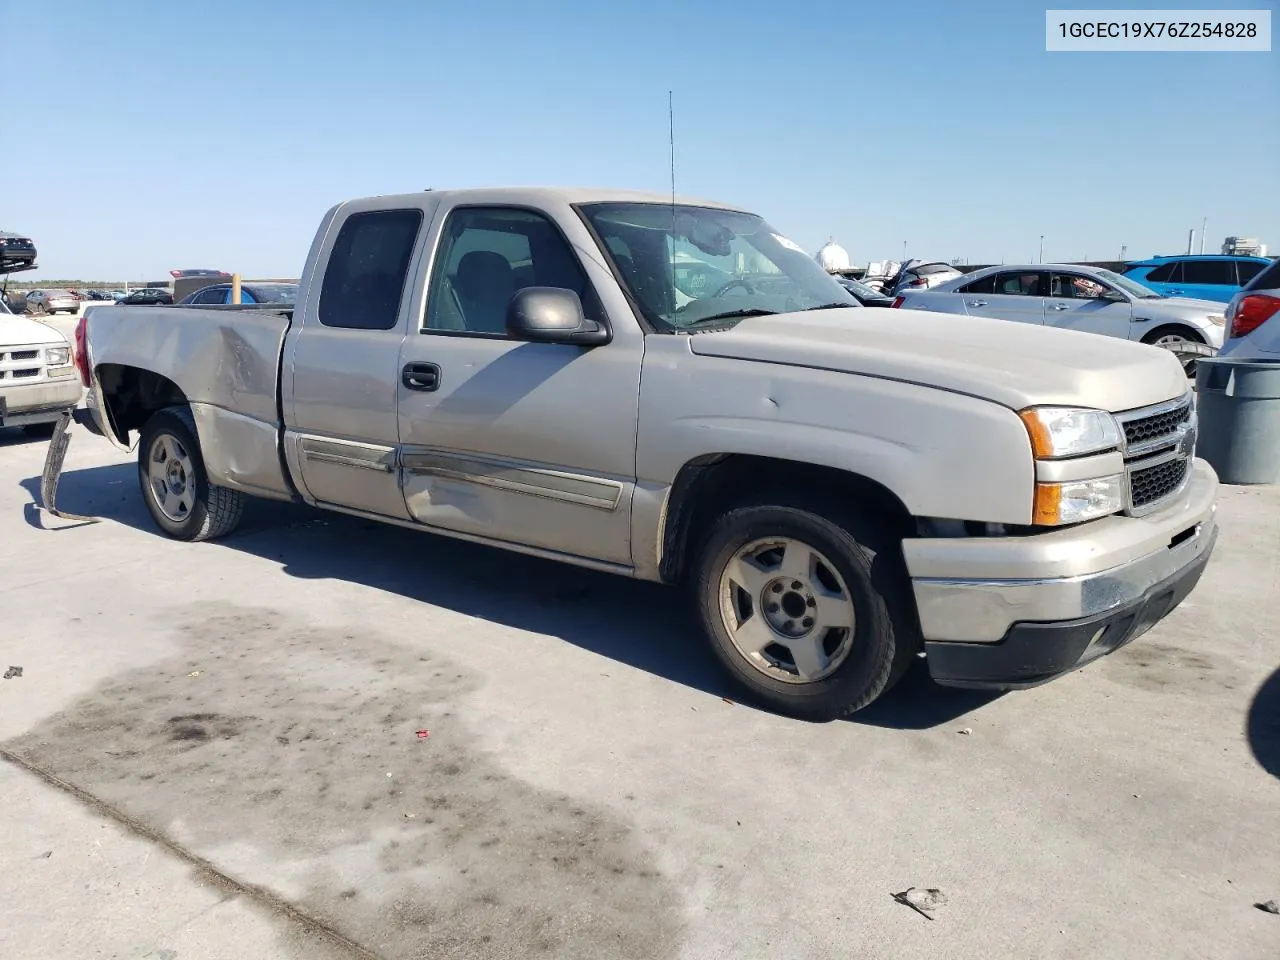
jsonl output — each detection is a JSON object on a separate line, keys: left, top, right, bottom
{"left": 579, "top": 202, "right": 856, "bottom": 331}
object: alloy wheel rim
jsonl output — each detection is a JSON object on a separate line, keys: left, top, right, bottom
{"left": 717, "top": 536, "right": 857, "bottom": 684}
{"left": 147, "top": 433, "right": 196, "bottom": 523}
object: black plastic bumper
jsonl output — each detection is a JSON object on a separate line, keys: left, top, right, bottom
{"left": 924, "top": 527, "right": 1217, "bottom": 690}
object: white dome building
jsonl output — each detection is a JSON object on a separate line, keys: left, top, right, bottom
{"left": 815, "top": 238, "right": 850, "bottom": 273}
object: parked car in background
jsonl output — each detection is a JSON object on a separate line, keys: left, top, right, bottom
{"left": 178, "top": 282, "right": 299, "bottom": 306}
{"left": 85, "top": 290, "right": 112, "bottom": 301}
{"left": 834, "top": 275, "right": 895, "bottom": 307}
{"left": 1218, "top": 258, "right": 1280, "bottom": 360}
{"left": 116, "top": 288, "right": 174, "bottom": 306}
{"left": 0, "top": 295, "right": 82, "bottom": 434}
{"left": 885, "top": 259, "right": 963, "bottom": 296}
{"left": 109, "top": 290, "right": 128, "bottom": 301}
{"left": 1122, "top": 255, "right": 1271, "bottom": 304}
{"left": 0, "top": 232, "right": 37, "bottom": 267}
{"left": 895, "top": 264, "right": 1225, "bottom": 369}
{"left": 24, "top": 289, "right": 79, "bottom": 315}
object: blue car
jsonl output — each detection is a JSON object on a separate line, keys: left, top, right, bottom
{"left": 1122, "top": 255, "right": 1272, "bottom": 304}
{"left": 178, "top": 282, "right": 299, "bottom": 306}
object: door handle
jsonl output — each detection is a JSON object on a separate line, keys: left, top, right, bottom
{"left": 1167, "top": 289, "right": 1184, "bottom": 296}
{"left": 1050, "top": 304, "right": 1070, "bottom": 311}
{"left": 967, "top": 300, "right": 987, "bottom": 307}
{"left": 402, "top": 362, "right": 440, "bottom": 392}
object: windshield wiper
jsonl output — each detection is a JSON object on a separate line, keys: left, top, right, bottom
{"left": 681, "top": 308, "right": 778, "bottom": 327}
{"left": 804, "top": 302, "right": 859, "bottom": 311}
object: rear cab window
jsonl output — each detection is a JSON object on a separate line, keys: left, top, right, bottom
{"left": 319, "top": 209, "right": 424, "bottom": 330}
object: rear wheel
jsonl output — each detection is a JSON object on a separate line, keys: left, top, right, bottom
{"left": 138, "top": 407, "right": 245, "bottom": 541}
{"left": 692, "top": 496, "right": 919, "bottom": 720}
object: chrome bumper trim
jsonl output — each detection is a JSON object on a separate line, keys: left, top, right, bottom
{"left": 912, "top": 512, "right": 1218, "bottom": 644}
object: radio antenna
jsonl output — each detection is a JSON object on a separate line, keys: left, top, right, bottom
{"left": 668, "top": 90, "right": 676, "bottom": 225}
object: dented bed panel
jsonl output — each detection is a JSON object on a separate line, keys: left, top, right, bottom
{"left": 87, "top": 306, "right": 292, "bottom": 426}
{"left": 86, "top": 305, "right": 293, "bottom": 489}
{"left": 189, "top": 402, "right": 294, "bottom": 500}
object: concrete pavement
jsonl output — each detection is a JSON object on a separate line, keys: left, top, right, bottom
{"left": 1, "top": 425, "right": 1278, "bottom": 959}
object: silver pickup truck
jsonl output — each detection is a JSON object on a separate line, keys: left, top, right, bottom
{"left": 71, "top": 188, "right": 1219, "bottom": 719}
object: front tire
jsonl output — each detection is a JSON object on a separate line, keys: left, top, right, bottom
{"left": 138, "top": 407, "right": 245, "bottom": 541}
{"left": 693, "top": 496, "right": 919, "bottom": 721}
{"left": 1142, "top": 325, "right": 1206, "bottom": 376}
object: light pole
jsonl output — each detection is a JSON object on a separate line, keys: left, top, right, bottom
{"left": 902, "top": 240, "right": 907, "bottom": 263}
{"left": 1039, "top": 235, "right": 1045, "bottom": 264}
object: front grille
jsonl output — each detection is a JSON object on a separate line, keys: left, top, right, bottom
{"left": 1117, "top": 395, "right": 1195, "bottom": 515}
{"left": 12, "top": 368, "right": 39, "bottom": 379}
{"left": 11, "top": 350, "right": 38, "bottom": 361}
{"left": 1122, "top": 404, "right": 1191, "bottom": 447}
{"left": 1130, "top": 457, "right": 1189, "bottom": 508}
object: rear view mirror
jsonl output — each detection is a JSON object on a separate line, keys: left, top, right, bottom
{"left": 506, "top": 287, "right": 611, "bottom": 346}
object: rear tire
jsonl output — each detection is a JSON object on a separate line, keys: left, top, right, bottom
{"left": 692, "top": 495, "right": 919, "bottom": 721}
{"left": 138, "top": 407, "right": 245, "bottom": 541}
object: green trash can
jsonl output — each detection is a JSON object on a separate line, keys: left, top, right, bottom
{"left": 1194, "top": 357, "right": 1280, "bottom": 484}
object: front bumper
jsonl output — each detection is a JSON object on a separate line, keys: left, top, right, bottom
{"left": 924, "top": 523, "right": 1216, "bottom": 688}
{"left": 0, "top": 379, "right": 83, "bottom": 427}
{"left": 906, "top": 459, "right": 1219, "bottom": 688}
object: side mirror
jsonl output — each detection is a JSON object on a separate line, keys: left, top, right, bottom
{"left": 505, "top": 287, "right": 611, "bottom": 346}
{"left": 1102, "top": 289, "right": 1128, "bottom": 303}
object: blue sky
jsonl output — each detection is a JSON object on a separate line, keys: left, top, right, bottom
{"left": 7, "top": 0, "right": 1277, "bottom": 279}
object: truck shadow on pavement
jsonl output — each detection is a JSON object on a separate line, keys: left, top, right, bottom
{"left": 1248, "top": 666, "right": 1280, "bottom": 781}
{"left": 21, "top": 462, "right": 999, "bottom": 730}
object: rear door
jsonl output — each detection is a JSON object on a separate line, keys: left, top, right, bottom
{"left": 283, "top": 202, "right": 432, "bottom": 518}
{"left": 394, "top": 201, "right": 643, "bottom": 566}
{"left": 963, "top": 270, "right": 1049, "bottom": 325}
{"left": 1173, "top": 260, "right": 1236, "bottom": 302}
{"left": 1044, "top": 272, "right": 1135, "bottom": 339}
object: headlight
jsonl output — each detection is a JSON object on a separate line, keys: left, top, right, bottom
{"left": 1033, "top": 476, "right": 1125, "bottom": 525}
{"left": 1018, "top": 406, "right": 1122, "bottom": 458}
{"left": 46, "top": 346, "right": 71, "bottom": 366}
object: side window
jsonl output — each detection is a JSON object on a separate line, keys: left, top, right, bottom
{"left": 1181, "top": 260, "right": 1234, "bottom": 285}
{"left": 1144, "top": 261, "right": 1180, "bottom": 283}
{"left": 1236, "top": 261, "right": 1266, "bottom": 285}
{"left": 1050, "top": 273, "right": 1109, "bottom": 299}
{"left": 993, "top": 271, "right": 1046, "bottom": 297}
{"left": 193, "top": 287, "right": 226, "bottom": 304}
{"left": 958, "top": 274, "right": 996, "bottom": 294}
{"left": 424, "top": 206, "right": 600, "bottom": 336}
{"left": 318, "top": 209, "right": 423, "bottom": 330}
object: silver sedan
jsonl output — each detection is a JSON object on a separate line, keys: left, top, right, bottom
{"left": 895, "top": 264, "right": 1225, "bottom": 365}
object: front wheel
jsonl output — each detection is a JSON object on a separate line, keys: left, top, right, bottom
{"left": 1142, "top": 325, "right": 1207, "bottom": 376}
{"left": 138, "top": 408, "right": 245, "bottom": 541}
{"left": 692, "top": 497, "right": 919, "bottom": 720}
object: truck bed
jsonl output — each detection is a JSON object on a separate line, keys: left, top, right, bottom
{"left": 86, "top": 303, "right": 296, "bottom": 500}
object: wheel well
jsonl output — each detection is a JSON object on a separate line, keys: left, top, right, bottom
{"left": 659, "top": 454, "right": 913, "bottom": 584}
{"left": 96, "top": 364, "right": 190, "bottom": 444}
{"left": 1141, "top": 324, "right": 1205, "bottom": 345}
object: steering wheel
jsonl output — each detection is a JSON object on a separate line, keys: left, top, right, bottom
{"left": 711, "top": 278, "right": 756, "bottom": 297}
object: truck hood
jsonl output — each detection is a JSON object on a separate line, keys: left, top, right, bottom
{"left": 687, "top": 308, "right": 1189, "bottom": 413}
{"left": 0, "top": 315, "right": 68, "bottom": 348}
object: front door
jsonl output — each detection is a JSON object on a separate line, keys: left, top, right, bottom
{"left": 965, "top": 270, "right": 1049, "bottom": 326}
{"left": 395, "top": 204, "right": 644, "bottom": 567}
{"left": 1043, "top": 272, "right": 1135, "bottom": 339}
